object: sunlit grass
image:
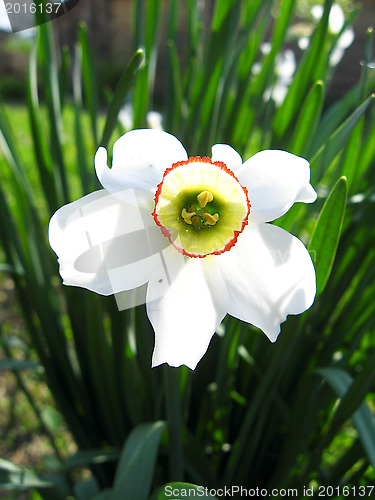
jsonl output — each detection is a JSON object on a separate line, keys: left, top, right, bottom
{"left": 0, "top": 103, "right": 102, "bottom": 212}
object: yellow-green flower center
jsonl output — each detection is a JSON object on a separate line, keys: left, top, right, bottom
{"left": 181, "top": 190, "right": 219, "bottom": 227}
{"left": 153, "top": 157, "right": 251, "bottom": 258}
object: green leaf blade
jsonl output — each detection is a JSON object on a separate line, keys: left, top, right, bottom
{"left": 273, "top": 0, "right": 333, "bottom": 140}
{"left": 113, "top": 421, "right": 166, "bottom": 500}
{"left": 308, "top": 176, "right": 347, "bottom": 295}
{"left": 0, "top": 458, "right": 54, "bottom": 490}
{"left": 78, "top": 22, "right": 100, "bottom": 145}
{"left": 289, "top": 80, "right": 325, "bottom": 157}
{"left": 316, "top": 367, "right": 375, "bottom": 469}
{"left": 100, "top": 49, "right": 144, "bottom": 149}
{"left": 311, "top": 94, "right": 374, "bottom": 182}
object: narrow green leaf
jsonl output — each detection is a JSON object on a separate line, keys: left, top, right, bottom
{"left": 65, "top": 448, "right": 119, "bottom": 470}
{"left": 165, "top": 39, "right": 183, "bottom": 132}
{"left": 0, "top": 105, "right": 44, "bottom": 250}
{"left": 59, "top": 44, "right": 71, "bottom": 108}
{"left": 100, "top": 49, "right": 144, "bottom": 149}
{"left": 113, "top": 421, "right": 166, "bottom": 500}
{"left": 133, "top": 68, "right": 149, "bottom": 129}
{"left": 133, "top": 0, "right": 144, "bottom": 50}
{"left": 0, "top": 458, "right": 54, "bottom": 489}
{"left": 74, "top": 478, "right": 100, "bottom": 500}
{"left": 0, "top": 360, "right": 40, "bottom": 371}
{"left": 144, "top": 0, "right": 163, "bottom": 58}
{"left": 316, "top": 367, "right": 375, "bottom": 468}
{"left": 185, "top": 0, "right": 202, "bottom": 58}
{"left": 167, "top": 0, "right": 179, "bottom": 40}
{"left": 311, "top": 94, "right": 374, "bottom": 181}
{"left": 184, "top": 431, "right": 216, "bottom": 487}
{"left": 236, "top": 0, "right": 271, "bottom": 80}
{"left": 338, "top": 118, "right": 364, "bottom": 190}
{"left": 251, "top": 0, "right": 296, "bottom": 97}
{"left": 37, "top": 23, "right": 69, "bottom": 203}
{"left": 0, "top": 103, "right": 31, "bottom": 198}
{"left": 27, "top": 40, "right": 57, "bottom": 212}
{"left": 92, "top": 490, "right": 113, "bottom": 500}
{"left": 132, "top": 0, "right": 162, "bottom": 128}
{"left": 0, "top": 263, "right": 20, "bottom": 274}
{"left": 273, "top": 0, "right": 333, "bottom": 140}
{"left": 360, "top": 27, "right": 374, "bottom": 102}
{"left": 78, "top": 22, "right": 100, "bottom": 144}
{"left": 311, "top": 73, "right": 375, "bottom": 154}
{"left": 190, "top": 0, "right": 242, "bottom": 151}
{"left": 164, "top": 1, "right": 181, "bottom": 131}
{"left": 308, "top": 176, "right": 347, "bottom": 295}
{"left": 289, "top": 80, "right": 324, "bottom": 157}
{"left": 355, "top": 115, "right": 375, "bottom": 186}
{"left": 72, "top": 44, "right": 91, "bottom": 194}
{"left": 328, "top": 439, "right": 365, "bottom": 484}
{"left": 329, "top": 352, "right": 375, "bottom": 426}
{"left": 154, "top": 483, "right": 218, "bottom": 500}
{"left": 211, "top": 0, "right": 238, "bottom": 31}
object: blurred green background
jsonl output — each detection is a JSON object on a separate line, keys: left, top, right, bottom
{"left": 1, "top": 0, "right": 375, "bottom": 499}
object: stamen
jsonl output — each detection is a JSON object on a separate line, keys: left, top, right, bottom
{"left": 181, "top": 208, "right": 196, "bottom": 225}
{"left": 202, "top": 213, "right": 219, "bottom": 225}
{"left": 197, "top": 191, "right": 214, "bottom": 208}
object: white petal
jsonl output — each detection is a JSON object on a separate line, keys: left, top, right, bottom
{"left": 236, "top": 150, "right": 317, "bottom": 223}
{"left": 271, "top": 83, "right": 289, "bottom": 106}
{"left": 276, "top": 50, "right": 296, "bottom": 79}
{"left": 217, "top": 222, "right": 316, "bottom": 342}
{"left": 95, "top": 130, "right": 188, "bottom": 198}
{"left": 49, "top": 189, "right": 169, "bottom": 295}
{"left": 311, "top": 4, "right": 345, "bottom": 35}
{"left": 329, "top": 4, "right": 345, "bottom": 34}
{"left": 252, "top": 61, "right": 261, "bottom": 75}
{"left": 147, "top": 249, "right": 227, "bottom": 369}
{"left": 329, "top": 46, "right": 345, "bottom": 66}
{"left": 118, "top": 104, "right": 133, "bottom": 130}
{"left": 211, "top": 144, "right": 243, "bottom": 172}
{"left": 298, "top": 36, "right": 309, "bottom": 51}
{"left": 147, "top": 111, "right": 163, "bottom": 130}
{"left": 337, "top": 28, "right": 354, "bottom": 50}
{"left": 311, "top": 5, "right": 323, "bottom": 22}
{"left": 261, "top": 42, "right": 271, "bottom": 54}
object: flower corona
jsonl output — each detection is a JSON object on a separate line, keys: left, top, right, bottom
{"left": 152, "top": 157, "right": 251, "bottom": 258}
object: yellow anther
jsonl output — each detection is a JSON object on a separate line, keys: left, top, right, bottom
{"left": 197, "top": 190, "right": 214, "bottom": 208}
{"left": 181, "top": 208, "right": 196, "bottom": 225}
{"left": 202, "top": 213, "right": 219, "bottom": 225}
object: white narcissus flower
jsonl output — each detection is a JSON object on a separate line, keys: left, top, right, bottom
{"left": 312, "top": 4, "right": 354, "bottom": 66}
{"left": 49, "top": 130, "right": 317, "bottom": 370}
{"left": 267, "top": 49, "right": 296, "bottom": 106}
{"left": 119, "top": 104, "right": 164, "bottom": 131}
{"left": 253, "top": 44, "right": 296, "bottom": 106}
{"left": 298, "top": 3, "right": 354, "bottom": 67}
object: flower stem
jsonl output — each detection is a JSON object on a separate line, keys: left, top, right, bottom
{"left": 164, "top": 365, "right": 185, "bottom": 481}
